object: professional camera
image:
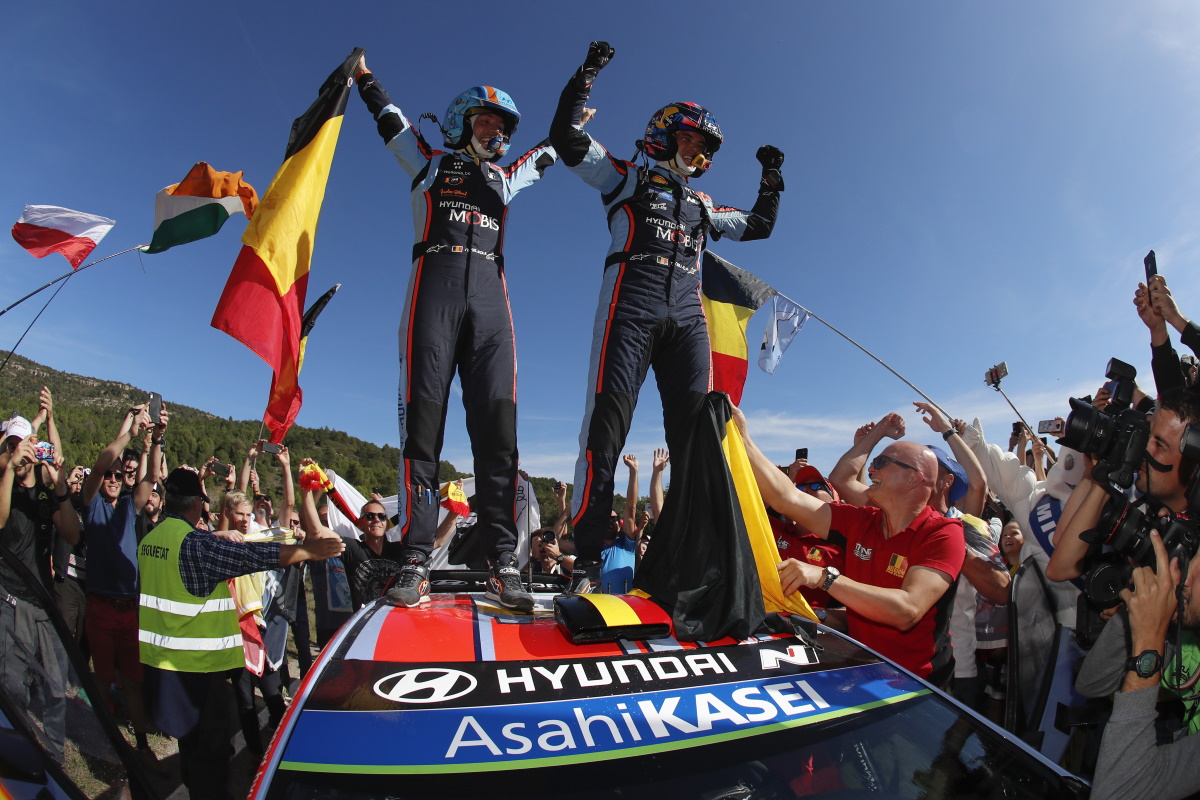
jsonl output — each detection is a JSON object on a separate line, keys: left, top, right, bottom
{"left": 1080, "top": 504, "right": 1199, "bottom": 607}
{"left": 1077, "top": 420, "right": 1200, "bottom": 608}
{"left": 1058, "top": 358, "right": 1148, "bottom": 488}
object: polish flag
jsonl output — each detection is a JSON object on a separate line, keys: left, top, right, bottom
{"left": 11, "top": 205, "right": 116, "bottom": 269}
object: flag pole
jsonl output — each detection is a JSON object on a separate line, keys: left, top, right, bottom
{"left": 0, "top": 273, "right": 76, "bottom": 377}
{"left": 799, "top": 304, "right": 950, "bottom": 419}
{"left": 0, "top": 245, "right": 150, "bottom": 319}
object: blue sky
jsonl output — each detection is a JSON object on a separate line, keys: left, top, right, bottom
{"left": 4, "top": 1, "right": 1200, "bottom": 495}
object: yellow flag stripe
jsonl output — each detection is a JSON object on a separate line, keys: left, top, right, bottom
{"left": 581, "top": 594, "right": 642, "bottom": 627}
{"left": 722, "top": 419, "right": 818, "bottom": 621}
{"left": 242, "top": 116, "right": 344, "bottom": 298}
{"left": 702, "top": 297, "right": 756, "bottom": 358}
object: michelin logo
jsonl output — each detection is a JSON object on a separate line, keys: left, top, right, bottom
{"left": 444, "top": 675, "right": 831, "bottom": 759}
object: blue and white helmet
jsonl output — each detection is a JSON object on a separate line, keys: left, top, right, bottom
{"left": 639, "top": 102, "right": 723, "bottom": 176}
{"left": 441, "top": 86, "right": 521, "bottom": 159}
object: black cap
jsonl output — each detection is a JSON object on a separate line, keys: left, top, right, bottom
{"left": 164, "top": 468, "right": 209, "bottom": 502}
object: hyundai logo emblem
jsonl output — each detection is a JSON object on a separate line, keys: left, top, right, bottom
{"left": 373, "top": 668, "right": 478, "bottom": 704}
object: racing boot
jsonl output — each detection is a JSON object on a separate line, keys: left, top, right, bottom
{"left": 564, "top": 558, "right": 602, "bottom": 595}
{"left": 385, "top": 550, "right": 430, "bottom": 607}
{"left": 486, "top": 551, "right": 534, "bottom": 612}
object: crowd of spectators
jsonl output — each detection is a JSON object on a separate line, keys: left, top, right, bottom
{"left": 5, "top": 271, "right": 1200, "bottom": 797}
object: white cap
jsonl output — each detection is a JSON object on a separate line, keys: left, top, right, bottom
{"left": 1, "top": 416, "right": 32, "bottom": 442}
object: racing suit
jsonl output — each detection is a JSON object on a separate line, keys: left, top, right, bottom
{"left": 549, "top": 67, "right": 780, "bottom": 563}
{"left": 358, "top": 72, "right": 556, "bottom": 559}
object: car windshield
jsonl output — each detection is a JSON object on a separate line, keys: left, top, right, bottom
{"left": 266, "top": 690, "right": 1077, "bottom": 799}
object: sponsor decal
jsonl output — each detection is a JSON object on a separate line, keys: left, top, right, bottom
{"left": 886, "top": 554, "right": 909, "bottom": 578}
{"left": 281, "top": 661, "right": 923, "bottom": 774}
{"left": 759, "top": 645, "right": 819, "bottom": 670}
{"left": 654, "top": 226, "right": 696, "bottom": 247}
{"left": 656, "top": 256, "right": 670, "bottom": 266}
{"left": 375, "top": 669, "right": 479, "bottom": 704}
{"left": 444, "top": 176, "right": 464, "bottom": 185}
{"left": 650, "top": 202, "right": 668, "bottom": 211}
{"left": 776, "top": 537, "right": 789, "bottom": 551}
{"left": 805, "top": 547, "right": 824, "bottom": 564}
{"left": 650, "top": 174, "right": 669, "bottom": 185}
{"left": 440, "top": 189, "right": 469, "bottom": 198}
{"left": 854, "top": 543, "right": 873, "bottom": 561}
{"left": 448, "top": 209, "right": 500, "bottom": 230}
{"left": 452, "top": 246, "right": 464, "bottom": 253}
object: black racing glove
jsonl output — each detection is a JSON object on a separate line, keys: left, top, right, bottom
{"left": 580, "top": 41, "right": 615, "bottom": 85}
{"left": 756, "top": 145, "right": 785, "bottom": 192}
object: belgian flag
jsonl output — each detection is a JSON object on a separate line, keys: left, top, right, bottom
{"left": 212, "top": 49, "right": 362, "bottom": 442}
{"left": 701, "top": 251, "right": 777, "bottom": 406}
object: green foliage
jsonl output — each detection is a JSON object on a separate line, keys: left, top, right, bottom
{"left": 0, "top": 353, "right": 588, "bottom": 514}
{"left": 0, "top": 352, "right": 428, "bottom": 502}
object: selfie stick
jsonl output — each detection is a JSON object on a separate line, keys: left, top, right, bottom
{"left": 803, "top": 309, "right": 949, "bottom": 418}
{"left": 987, "top": 379, "right": 1034, "bottom": 433}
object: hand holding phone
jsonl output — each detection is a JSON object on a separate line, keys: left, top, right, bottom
{"left": 262, "top": 442, "right": 282, "bottom": 455}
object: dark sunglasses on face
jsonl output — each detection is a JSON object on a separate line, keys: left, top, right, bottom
{"left": 361, "top": 512, "right": 388, "bottom": 522}
{"left": 797, "top": 482, "right": 830, "bottom": 493}
{"left": 870, "top": 454, "right": 918, "bottom": 473}
{"left": 103, "top": 470, "right": 123, "bottom": 481}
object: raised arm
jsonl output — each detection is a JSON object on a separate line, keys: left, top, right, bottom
{"left": 649, "top": 448, "right": 669, "bottom": 520}
{"left": 0, "top": 438, "right": 35, "bottom": 529}
{"left": 276, "top": 444, "right": 294, "bottom": 530}
{"left": 133, "top": 402, "right": 167, "bottom": 512}
{"left": 830, "top": 412, "right": 906, "bottom": 507}
{"left": 731, "top": 406, "right": 831, "bottom": 537}
{"left": 622, "top": 454, "right": 640, "bottom": 542}
{"left": 1045, "top": 474, "right": 1108, "bottom": 582}
{"left": 40, "top": 451, "right": 79, "bottom": 546}
{"left": 915, "top": 403, "right": 988, "bottom": 516}
{"left": 83, "top": 404, "right": 147, "bottom": 505}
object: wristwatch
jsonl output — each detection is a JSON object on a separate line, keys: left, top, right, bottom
{"left": 1125, "top": 649, "right": 1163, "bottom": 679}
{"left": 942, "top": 429, "right": 956, "bottom": 442}
{"left": 821, "top": 566, "right": 841, "bottom": 592}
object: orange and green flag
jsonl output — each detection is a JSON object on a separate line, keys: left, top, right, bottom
{"left": 211, "top": 48, "right": 362, "bottom": 442}
{"left": 145, "top": 162, "right": 258, "bottom": 254}
{"left": 700, "top": 251, "right": 777, "bottom": 406}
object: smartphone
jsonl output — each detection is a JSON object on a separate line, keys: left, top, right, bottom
{"left": 1145, "top": 250, "right": 1158, "bottom": 284}
{"left": 34, "top": 441, "right": 54, "bottom": 461}
{"left": 1012, "top": 422, "right": 1023, "bottom": 435}
{"left": 1037, "top": 419, "right": 1065, "bottom": 435}
{"left": 148, "top": 392, "right": 162, "bottom": 422}
{"left": 1102, "top": 380, "right": 1118, "bottom": 396}
{"left": 261, "top": 442, "right": 282, "bottom": 455}
{"left": 795, "top": 448, "right": 808, "bottom": 461}
{"left": 984, "top": 362, "right": 1009, "bottom": 388}
{"left": 211, "top": 462, "right": 232, "bottom": 477}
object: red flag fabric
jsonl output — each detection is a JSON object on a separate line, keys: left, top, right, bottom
{"left": 11, "top": 205, "right": 115, "bottom": 268}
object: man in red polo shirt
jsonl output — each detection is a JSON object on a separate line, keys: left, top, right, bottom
{"left": 732, "top": 408, "right": 964, "bottom": 687}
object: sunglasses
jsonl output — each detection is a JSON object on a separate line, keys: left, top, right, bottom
{"left": 103, "top": 470, "right": 124, "bottom": 481}
{"left": 361, "top": 512, "right": 389, "bottom": 522}
{"left": 870, "top": 454, "right": 918, "bottom": 473}
{"left": 797, "top": 482, "right": 830, "bottom": 493}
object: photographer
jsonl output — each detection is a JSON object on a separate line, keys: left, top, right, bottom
{"left": 1046, "top": 387, "right": 1200, "bottom": 584}
{"left": 1090, "top": 533, "right": 1200, "bottom": 800}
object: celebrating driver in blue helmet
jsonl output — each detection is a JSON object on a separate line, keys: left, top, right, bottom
{"left": 549, "top": 42, "right": 785, "bottom": 593}
{"left": 353, "top": 54, "right": 563, "bottom": 612}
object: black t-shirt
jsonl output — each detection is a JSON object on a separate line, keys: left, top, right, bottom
{"left": 1, "top": 471, "right": 58, "bottom": 601}
{"left": 340, "top": 536, "right": 389, "bottom": 610}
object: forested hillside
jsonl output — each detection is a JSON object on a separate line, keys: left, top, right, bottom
{"left": 0, "top": 352, "right": 646, "bottom": 519}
